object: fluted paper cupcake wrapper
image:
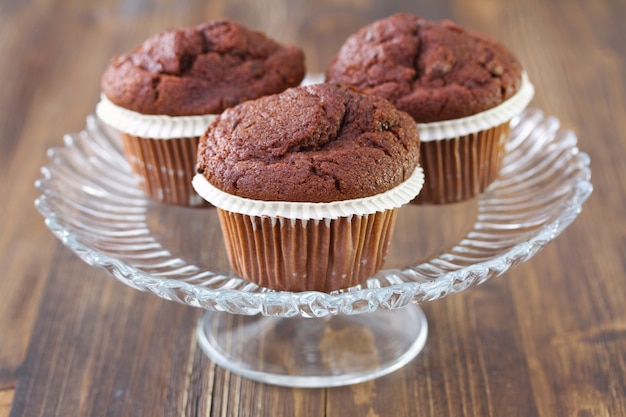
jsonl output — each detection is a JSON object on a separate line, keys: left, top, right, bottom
{"left": 414, "top": 72, "right": 534, "bottom": 204}
{"left": 121, "top": 134, "right": 205, "bottom": 206}
{"left": 192, "top": 166, "right": 424, "bottom": 220}
{"left": 217, "top": 208, "right": 398, "bottom": 292}
{"left": 194, "top": 167, "right": 423, "bottom": 291}
{"left": 413, "top": 122, "right": 510, "bottom": 204}
{"left": 95, "top": 95, "right": 218, "bottom": 206}
{"left": 96, "top": 95, "right": 218, "bottom": 139}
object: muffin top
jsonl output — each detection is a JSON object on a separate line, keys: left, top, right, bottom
{"left": 325, "top": 14, "right": 523, "bottom": 123}
{"left": 101, "top": 20, "right": 305, "bottom": 116}
{"left": 196, "top": 83, "right": 421, "bottom": 203}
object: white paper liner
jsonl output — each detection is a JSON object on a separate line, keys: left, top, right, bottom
{"left": 192, "top": 166, "right": 425, "bottom": 220}
{"left": 300, "top": 73, "right": 325, "bottom": 86}
{"left": 417, "top": 72, "right": 534, "bottom": 141}
{"left": 95, "top": 95, "right": 218, "bottom": 139}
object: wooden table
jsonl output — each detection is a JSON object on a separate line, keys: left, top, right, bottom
{"left": 1, "top": 0, "right": 624, "bottom": 415}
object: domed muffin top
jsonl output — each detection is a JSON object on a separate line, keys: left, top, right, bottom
{"left": 196, "top": 83, "right": 421, "bottom": 203}
{"left": 102, "top": 19, "right": 305, "bottom": 116}
{"left": 325, "top": 14, "right": 523, "bottom": 123}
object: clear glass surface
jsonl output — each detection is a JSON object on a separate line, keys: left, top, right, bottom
{"left": 34, "top": 108, "right": 592, "bottom": 387}
{"left": 197, "top": 303, "right": 427, "bottom": 387}
{"left": 35, "top": 108, "right": 592, "bottom": 318}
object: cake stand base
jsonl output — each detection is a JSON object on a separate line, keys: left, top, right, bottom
{"left": 196, "top": 304, "right": 428, "bottom": 388}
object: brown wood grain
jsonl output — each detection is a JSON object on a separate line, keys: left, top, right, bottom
{"left": 1, "top": 0, "right": 624, "bottom": 416}
{"left": 0, "top": 389, "right": 14, "bottom": 417}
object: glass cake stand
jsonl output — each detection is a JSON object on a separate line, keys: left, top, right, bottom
{"left": 35, "top": 108, "right": 592, "bottom": 388}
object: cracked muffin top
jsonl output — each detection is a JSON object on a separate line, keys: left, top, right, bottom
{"left": 101, "top": 20, "right": 305, "bottom": 116}
{"left": 196, "top": 83, "right": 421, "bottom": 203}
{"left": 325, "top": 14, "right": 523, "bottom": 123}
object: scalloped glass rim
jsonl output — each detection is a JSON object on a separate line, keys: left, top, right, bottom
{"left": 35, "top": 108, "right": 592, "bottom": 317}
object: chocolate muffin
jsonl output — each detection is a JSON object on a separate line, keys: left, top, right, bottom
{"left": 326, "top": 14, "right": 534, "bottom": 203}
{"left": 193, "top": 83, "right": 424, "bottom": 292}
{"left": 97, "top": 19, "right": 305, "bottom": 206}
